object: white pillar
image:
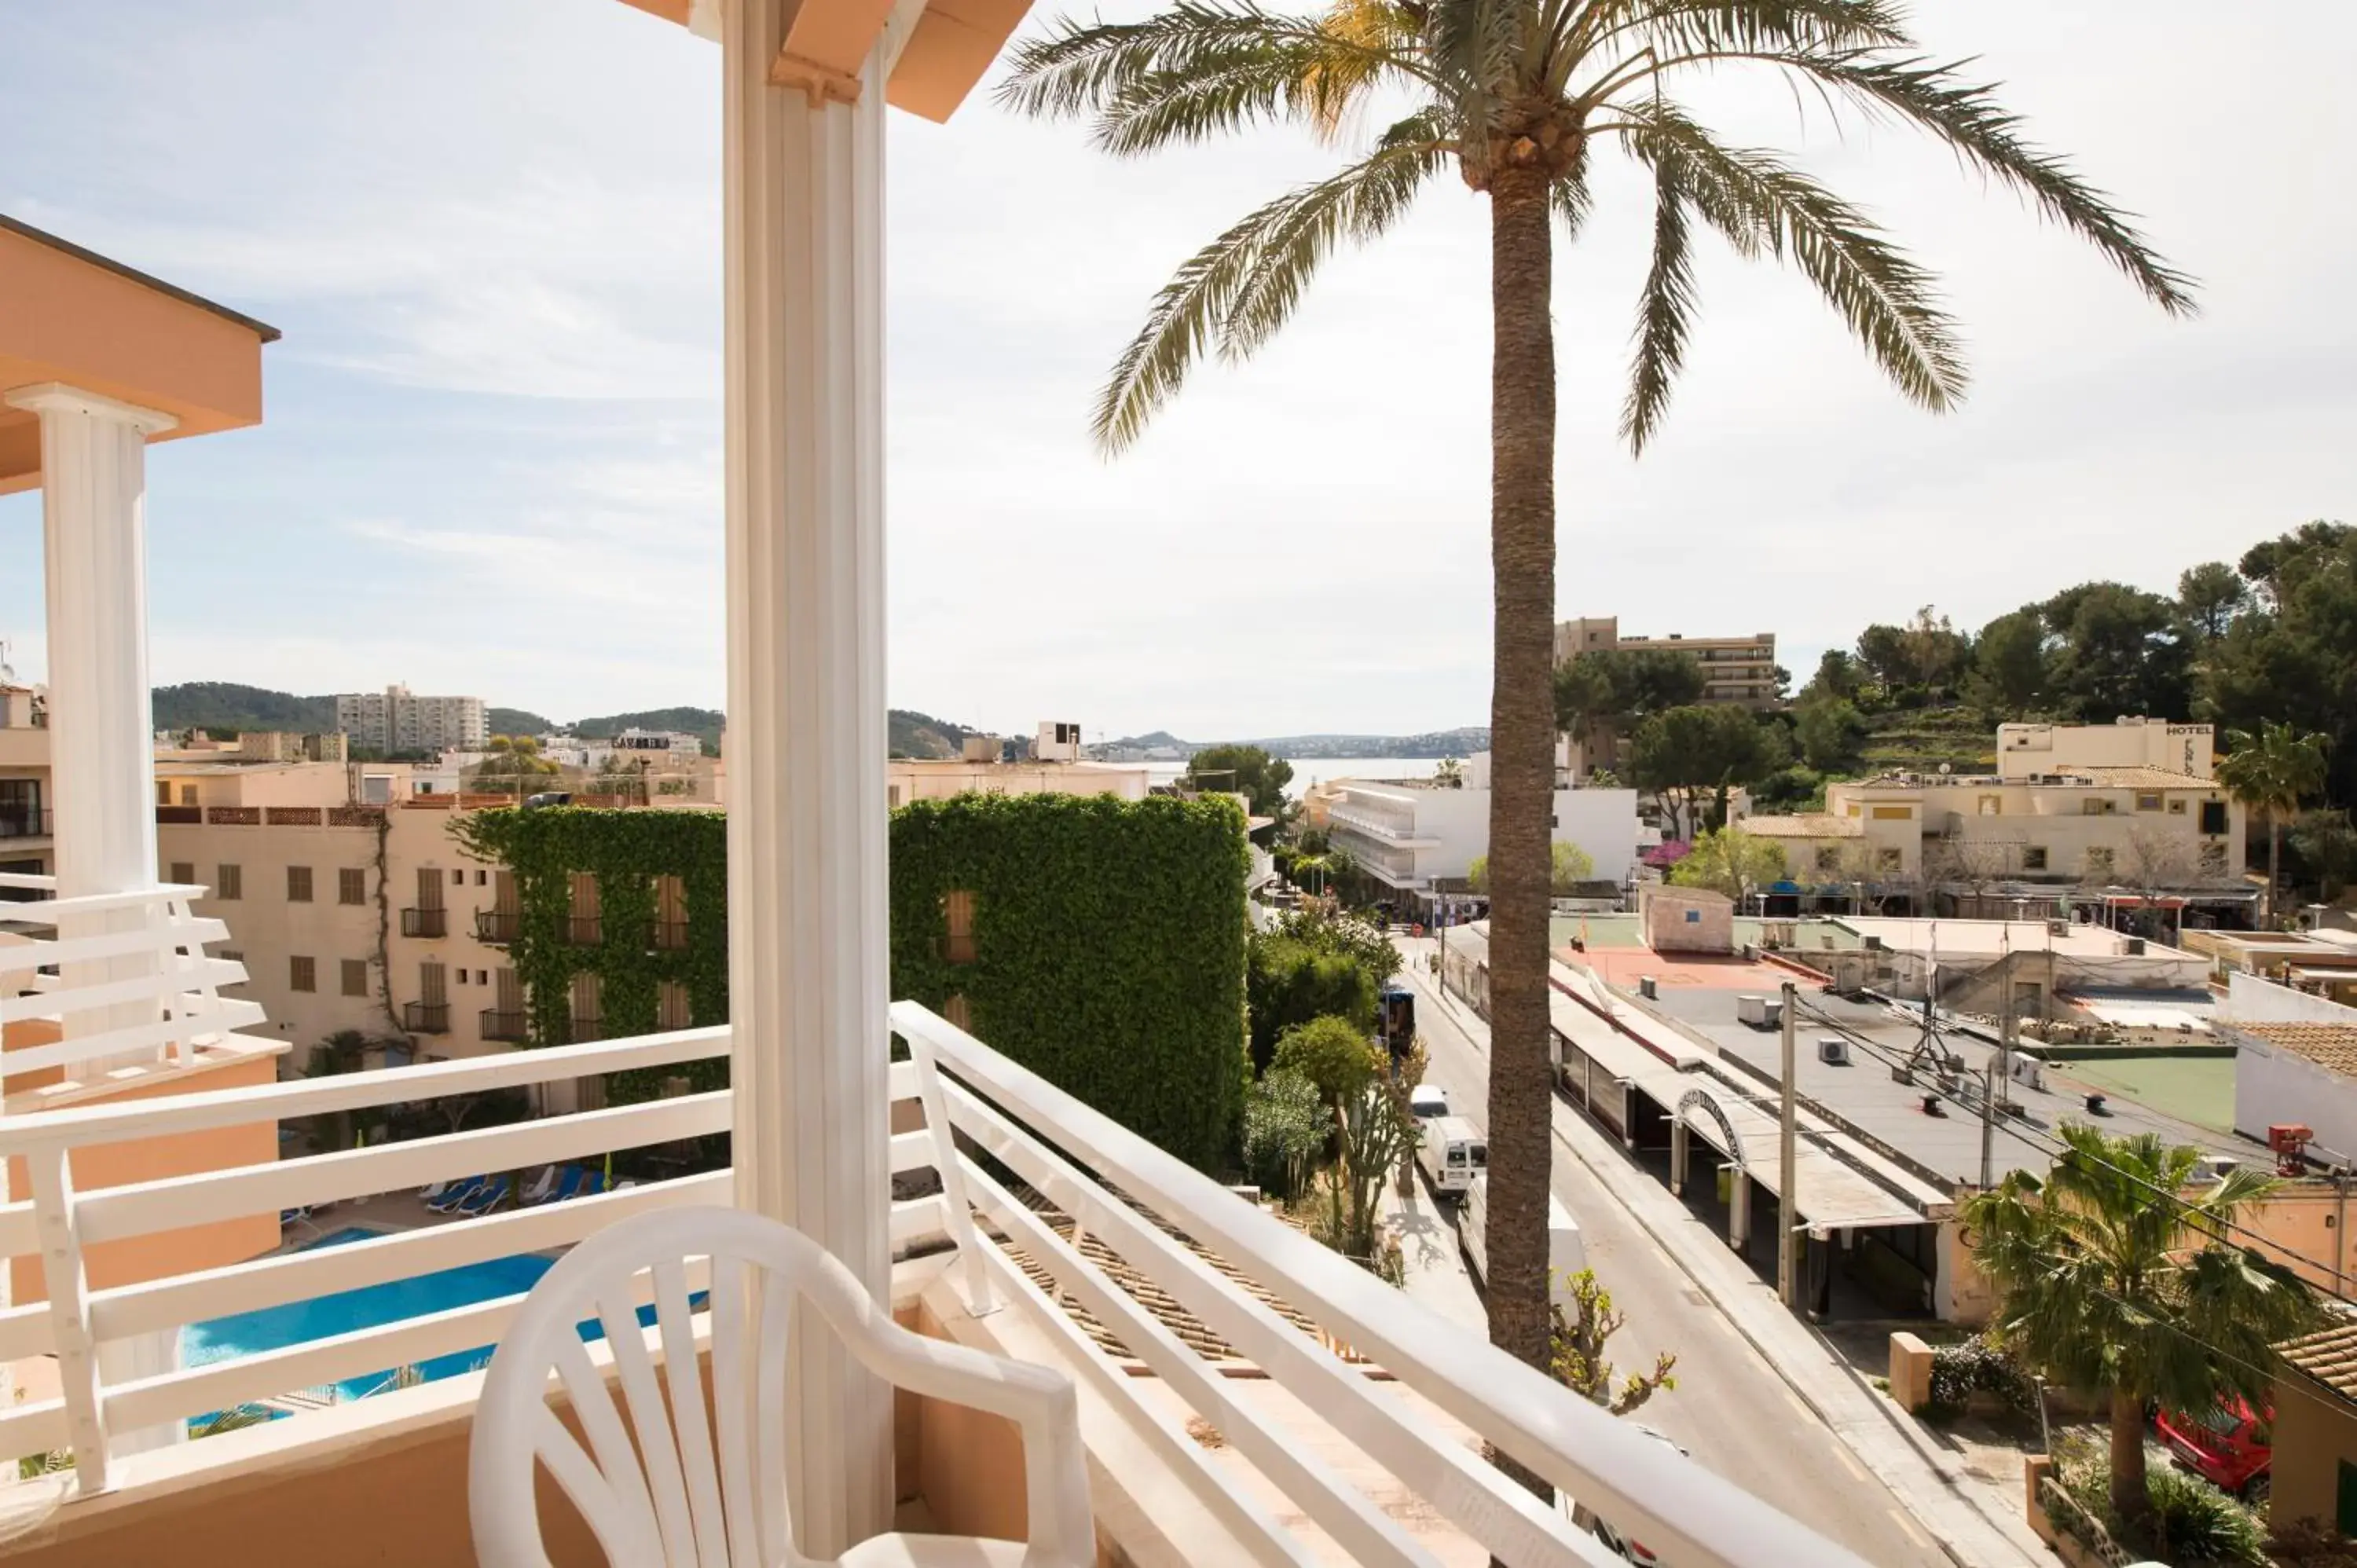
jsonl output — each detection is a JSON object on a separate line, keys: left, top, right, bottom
{"left": 719, "top": 2, "right": 893, "bottom": 1554}
{"left": 6, "top": 384, "right": 171, "bottom": 910}
{"left": 5, "top": 382, "right": 182, "bottom": 1451}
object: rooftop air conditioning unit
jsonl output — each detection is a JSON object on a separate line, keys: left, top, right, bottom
{"left": 2047, "top": 920, "right": 2070, "bottom": 937}
{"left": 1638, "top": 976, "right": 1659, "bottom": 1000}
{"left": 1864, "top": 936, "right": 1886, "bottom": 951}
{"left": 2124, "top": 937, "right": 2146, "bottom": 956}
{"left": 1818, "top": 1037, "right": 1849, "bottom": 1065}
{"left": 2195, "top": 1154, "right": 2242, "bottom": 1183}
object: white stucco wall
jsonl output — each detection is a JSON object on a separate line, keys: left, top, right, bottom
{"left": 2234, "top": 1036, "right": 2357, "bottom": 1153}
{"left": 2225, "top": 971, "right": 2357, "bottom": 1024}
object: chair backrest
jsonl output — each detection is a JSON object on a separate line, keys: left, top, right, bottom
{"left": 474, "top": 1205, "right": 948, "bottom": 1567}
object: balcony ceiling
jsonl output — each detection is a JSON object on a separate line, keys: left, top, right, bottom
{"left": 0, "top": 216, "right": 277, "bottom": 497}
{"left": 613, "top": 0, "right": 1031, "bottom": 123}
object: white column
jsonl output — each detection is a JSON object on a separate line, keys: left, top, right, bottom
{"left": 6, "top": 384, "right": 172, "bottom": 910}
{"left": 5, "top": 382, "right": 183, "bottom": 1452}
{"left": 719, "top": 2, "right": 894, "bottom": 1555}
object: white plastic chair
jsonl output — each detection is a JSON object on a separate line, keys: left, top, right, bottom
{"left": 469, "top": 1205, "right": 1094, "bottom": 1568}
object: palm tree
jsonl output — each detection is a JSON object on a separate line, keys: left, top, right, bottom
{"left": 2217, "top": 720, "right": 2331, "bottom": 926}
{"left": 1962, "top": 1125, "right": 2315, "bottom": 1525}
{"left": 1003, "top": 0, "right": 2192, "bottom": 1406}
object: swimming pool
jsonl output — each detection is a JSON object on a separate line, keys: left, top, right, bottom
{"left": 182, "top": 1226, "right": 559, "bottom": 1404}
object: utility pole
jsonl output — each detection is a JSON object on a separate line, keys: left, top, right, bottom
{"left": 1981, "top": 951, "right": 2015, "bottom": 1191}
{"left": 1779, "top": 980, "right": 1799, "bottom": 1309}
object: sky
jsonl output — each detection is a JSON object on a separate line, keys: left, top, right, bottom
{"left": 1, "top": 2, "right": 2351, "bottom": 742}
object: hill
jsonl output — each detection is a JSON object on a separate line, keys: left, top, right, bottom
{"left": 152, "top": 683, "right": 335, "bottom": 735}
{"left": 151, "top": 683, "right": 985, "bottom": 762}
{"left": 1096, "top": 727, "right": 1489, "bottom": 760}
{"left": 889, "top": 709, "right": 984, "bottom": 759}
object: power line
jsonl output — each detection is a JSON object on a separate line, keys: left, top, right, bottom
{"left": 1790, "top": 994, "right": 2357, "bottom": 1290}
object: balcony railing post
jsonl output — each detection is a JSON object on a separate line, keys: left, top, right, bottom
{"left": 27, "top": 1144, "right": 112, "bottom": 1489}
{"left": 904, "top": 1024, "right": 997, "bottom": 1316}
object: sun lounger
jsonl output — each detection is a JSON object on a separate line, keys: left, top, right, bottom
{"left": 427, "top": 1176, "right": 485, "bottom": 1215}
{"left": 455, "top": 1175, "right": 510, "bottom": 1218}
{"left": 518, "top": 1166, "right": 561, "bottom": 1206}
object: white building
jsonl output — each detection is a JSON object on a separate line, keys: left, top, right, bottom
{"left": 334, "top": 683, "right": 489, "bottom": 753}
{"left": 886, "top": 756, "right": 1153, "bottom": 806}
{"left": 1323, "top": 757, "right": 1640, "bottom": 909}
{"left": 610, "top": 726, "right": 705, "bottom": 759}
{"left": 1996, "top": 716, "right": 2216, "bottom": 781}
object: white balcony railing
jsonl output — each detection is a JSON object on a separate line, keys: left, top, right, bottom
{"left": 0, "top": 874, "right": 266, "bottom": 1092}
{"left": 0, "top": 1009, "right": 1863, "bottom": 1566}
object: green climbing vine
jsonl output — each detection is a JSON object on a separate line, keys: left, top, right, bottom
{"left": 450, "top": 808, "right": 728, "bottom": 1101}
{"left": 890, "top": 793, "right": 1250, "bottom": 1170}
{"left": 454, "top": 793, "right": 1251, "bottom": 1168}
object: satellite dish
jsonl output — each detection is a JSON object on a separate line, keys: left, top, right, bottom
{"left": 1937, "top": 762, "right": 1952, "bottom": 775}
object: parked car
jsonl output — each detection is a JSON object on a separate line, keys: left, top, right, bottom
{"left": 2156, "top": 1397, "right": 2271, "bottom": 1502}
{"left": 1571, "top": 1423, "right": 1688, "bottom": 1564}
{"left": 1409, "top": 1083, "right": 1450, "bottom": 1123}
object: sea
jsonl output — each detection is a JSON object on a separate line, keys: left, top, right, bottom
{"left": 1143, "top": 756, "right": 1450, "bottom": 801}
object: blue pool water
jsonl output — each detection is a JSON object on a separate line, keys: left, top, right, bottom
{"left": 182, "top": 1226, "right": 559, "bottom": 1402}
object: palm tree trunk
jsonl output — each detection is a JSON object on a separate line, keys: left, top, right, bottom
{"left": 2267, "top": 815, "right": 2282, "bottom": 928}
{"left": 1481, "top": 163, "right": 1559, "bottom": 1432}
{"left": 2109, "top": 1386, "right": 2150, "bottom": 1523}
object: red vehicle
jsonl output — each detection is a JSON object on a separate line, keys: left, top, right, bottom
{"left": 2156, "top": 1398, "right": 2272, "bottom": 1502}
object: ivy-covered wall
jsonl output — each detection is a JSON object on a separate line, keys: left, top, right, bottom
{"left": 890, "top": 793, "right": 1250, "bottom": 1170}
{"left": 456, "top": 793, "right": 1250, "bottom": 1168}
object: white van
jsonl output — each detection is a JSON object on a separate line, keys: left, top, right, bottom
{"left": 1458, "top": 1174, "right": 1586, "bottom": 1309}
{"left": 1415, "top": 1116, "right": 1486, "bottom": 1201}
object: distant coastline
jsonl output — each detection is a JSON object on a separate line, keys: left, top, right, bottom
{"left": 1093, "top": 727, "right": 1488, "bottom": 763}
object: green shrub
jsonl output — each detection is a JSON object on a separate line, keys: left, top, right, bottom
{"left": 1272, "top": 1016, "right": 1383, "bottom": 1103}
{"left": 1241, "top": 1068, "right": 1323, "bottom": 1198}
{"left": 1926, "top": 1336, "right": 2037, "bottom": 1417}
{"left": 2059, "top": 1458, "right": 2267, "bottom": 1567}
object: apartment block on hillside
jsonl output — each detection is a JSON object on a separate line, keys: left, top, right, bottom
{"left": 333, "top": 683, "right": 488, "bottom": 753}
{"left": 1554, "top": 616, "right": 1780, "bottom": 707}
{"left": 1738, "top": 719, "right": 2249, "bottom": 921}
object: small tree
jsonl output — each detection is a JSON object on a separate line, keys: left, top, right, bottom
{"left": 2292, "top": 810, "right": 2357, "bottom": 903}
{"left": 1273, "top": 1015, "right": 1383, "bottom": 1106}
{"left": 1963, "top": 1123, "right": 2319, "bottom": 1525}
{"left": 1550, "top": 1269, "right": 1677, "bottom": 1415}
{"left": 1471, "top": 842, "right": 1595, "bottom": 898}
{"left": 1668, "top": 827, "right": 1787, "bottom": 907}
{"left": 1241, "top": 1068, "right": 1324, "bottom": 1199}
{"left": 1308, "top": 1039, "right": 1424, "bottom": 1269}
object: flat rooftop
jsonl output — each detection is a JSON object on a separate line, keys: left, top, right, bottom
{"left": 1630, "top": 966, "right": 2242, "bottom": 1189}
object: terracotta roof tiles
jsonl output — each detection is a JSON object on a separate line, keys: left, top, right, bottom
{"left": 2229, "top": 1022, "right": 2357, "bottom": 1078}
{"left": 2277, "top": 1321, "right": 2357, "bottom": 1402}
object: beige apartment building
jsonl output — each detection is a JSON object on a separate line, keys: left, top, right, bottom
{"left": 154, "top": 755, "right": 544, "bottom": 1069}
{"left": 1739, "top": 718, "right": 2249, "bottom": 918}
{"left": 1554, "top": 616, "right": 1781, "bottom": 706}
{"left": 0, "top": 681, "right": 50, "bottom": 882}
{"left": 1556, "top": 616, "right": 1780, "bottom": 775}
{"left": 334, "top": 682, "right": 489, "bottom": 753}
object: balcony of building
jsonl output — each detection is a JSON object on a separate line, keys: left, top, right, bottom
{"left": 399, "top": 907, "right": 448, "bottom": 939}
{"left": 0, "top": 1008, "right": 1857, "bottom": 1568}
{"left": 475, "top": 908, "right": 522, "bottom": 945}
{"left": 478, "top": 1008, "right": 530, "bottom": 1043}
{"left": 0, "top": 804, "right": 51, "bottom": 841}
{"left": 399, "top": 1001, "right": 451, "bottom": 1035}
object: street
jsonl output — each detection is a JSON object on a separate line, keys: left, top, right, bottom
{"left": 1391, "top": 940, "right": 1948, "bottom": 1567}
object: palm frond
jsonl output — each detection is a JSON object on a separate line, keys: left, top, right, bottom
{"left": 1733, "top": 50, "right": 2198, "bottom": 314}
{"left": 1551, "top": 132, "right": 1594, "bottom": 239}
{"left": 1092, "top": 137, "right": 1444, "bottom": 452}
{"left": 1621, "top": 161, "right": 1697, "bottom": 452}
{"left": 1222, "top": 112, "right": 1452, "bottom": 357}
{"left": 1619, "top": 101, "right": 1967, "bottom": 413}
{"left": 1309, "top": 0, "right": 1428, "bottom": 136}
{"left": 997, "top": 1, "right": 1427, "bottom": 129}
{"left": 1572, "top": 0, "right": 1911, "bottom": 72}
